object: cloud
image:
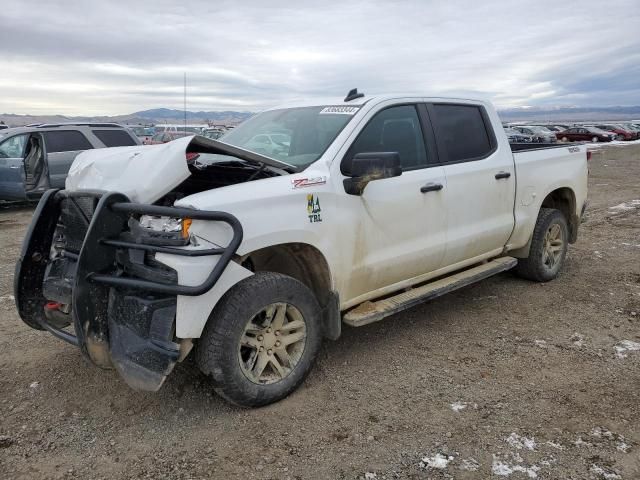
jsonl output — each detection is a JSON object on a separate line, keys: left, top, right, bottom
{"left": 0, "top": 0, "right": 638, "bottom": 115}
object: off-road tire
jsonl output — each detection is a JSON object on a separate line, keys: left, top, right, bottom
{"left": 515, "top": 208, "right": 569, "bottom": 282}
{"left": 196, "top": 272, "right": 322, "bottom": 407}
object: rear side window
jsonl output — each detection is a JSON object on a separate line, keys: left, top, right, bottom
{"left": 430, "top": 104, "right": 494, "bottom": 163}
{"left": 345, "top": 105, "right": 428, "bottom": 172}
{"left": 42, "top": 130, "right": 93, "bottom": 153}
{"left": 92, "top": 129, "right": 138, "bottom": 147}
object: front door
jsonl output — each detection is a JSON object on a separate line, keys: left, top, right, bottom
{"left": 339, "top": 104, "right": 447, "bottom": 303}
{"left": 0, "top": 133, "right": 29, "bottom": 200}
{"left": 427, "top": 102, "right": 516, "bottom": 267}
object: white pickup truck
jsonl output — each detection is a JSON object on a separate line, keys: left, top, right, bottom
{"left": 15, "top": 90, "right": 588, "bottom": 406}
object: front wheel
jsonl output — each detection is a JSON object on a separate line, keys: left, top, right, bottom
{"left": 591, "top": 136, "right": 599, "bottom": 143}
{"left": 196, "top": 272, "right": 322, "bottom": 407}
{"left": 561, "top": 136, "right": 569, "bottom": 142}
{"left": 515, "top": 208, "right": 569, "bottom": 282}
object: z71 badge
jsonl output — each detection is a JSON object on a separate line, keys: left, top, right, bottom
{"left": 307, "top": 194, "right": 322, "bottom": 223}
{"left": 292, "top": 176, "right": 327, "bottom": 189}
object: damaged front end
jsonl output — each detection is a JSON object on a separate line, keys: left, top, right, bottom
{"left": 14, "top": 188, "right": 242, "bottom": 391}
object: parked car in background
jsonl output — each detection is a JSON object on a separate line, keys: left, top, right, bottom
{"left": 127, "top": 125, "right": 155, "bottom": 144}
{"left": 590, "top": 124, "right": 637, "bottom": 141}
{"left": 511, "top": 126, "right": 557, "bottom": 143}
{"left": 243, "top": 133, "right": 291, "bottom": 156}
{"left": 154, "top": 124, "right": 206, "bottom": 135}
{"left": 504, "top": 127, "right": 533, "bottom": 143}
{"left": 556, "top": 126, "right": 614, "bottom": 143}
{"left": 202, "top": 127, "right": 225, "bottom": 140}
{"left": 0, "top": 124, "right": 9, "bottom": 131}
{"left": 148, "top": 131, "right": 193, "bottom": 144}
{"left": 0, "top": 123, "right": 140, "bottom": 200}
{"left": 621, "top": 123, "right": 640, "bottom": 138}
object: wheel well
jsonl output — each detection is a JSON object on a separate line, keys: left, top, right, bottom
{"left": 242, "top": 243, "right": 331, "bottom": 302}
{"left": 241, "top": 243, "right": 340, "bottom": 339}
{"left": 541, "top": 187, "right": 578, "bottom": 242}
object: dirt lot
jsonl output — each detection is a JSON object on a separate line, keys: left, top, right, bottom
{"left": 1, "top": 144, "right": 639, "bottom": 480}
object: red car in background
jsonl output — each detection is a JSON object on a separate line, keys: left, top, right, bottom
{"left": 148, "top": 132, "right": 192, "bottom": 144}
{"left": 556, "top": 127, "right": 614, "bottom": 143}
{"left": 591, "top": 124, "right": 638, "bottom": 141}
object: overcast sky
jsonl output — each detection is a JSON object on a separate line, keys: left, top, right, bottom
{"left": 0, "top": 0, "right": 639, "bottom": 115}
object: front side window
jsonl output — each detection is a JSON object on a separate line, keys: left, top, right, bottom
{"left": 221, "top": 106, "right": 356, "bottom": 169}
{"left": 345, "top": 105, "right": 428, "bottom": 172}
{"left": 0, "top": 134, "right": 28, "bottom": 158}
{"left": 430, "top": 104, "right": 493, "bottom": 163}
{"left": 92, "top": 129, "right": 138, "bottom": 147}
{"left": 42, "top": 130, "right": 93, "bottom": 153}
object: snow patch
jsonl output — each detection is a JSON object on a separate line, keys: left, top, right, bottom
{"left": 459, "top": 457, "right": 479, "bottom": 471}
{"left": 0, "top": 294, "right": 15, "bottom": 303}
{"left": 609, "top": 199, "right": 640, "bottom": 213}
{"left": 534, "top": 339, "right": 547, "bottom": 348}
{"left": 450, "top": 401, "right": 467, "bottom": 412}
{"left": 614, "top": 340, "right": 640, "bottom": 358}
{"left": 616, "top": 442, "right": 630, "bottom": 453}
{"left": 492, "top": 455, "right": 540, "bottom": 478}
{"left": 546, "top": 441, "right": 564, "bottom": 450}
{"left": 570, "top": 333, "right": 585, "bottom": 347}
{"left": 419, "top": 453, "right": 454, "bottom": 470}
{"left": 590, "top": 464, "right": 621, "bottom": 479}
{"left": 506, "top": 432, "right": 536, "bottom": 450}
{"left": 364, "top": 473, "right": 377, "bottom": 479}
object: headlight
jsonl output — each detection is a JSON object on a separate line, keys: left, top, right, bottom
{"left": 138, "top": 215, "right": 192, "bottom": 239}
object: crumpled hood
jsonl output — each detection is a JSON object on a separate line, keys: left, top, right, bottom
{"left": 65, "top": 136, "right": 193, "bottom": 203}
{"left": 65, "top": 135, "right": 296, "bottom": 204}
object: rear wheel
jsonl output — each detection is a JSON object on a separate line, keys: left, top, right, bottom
{"left": 616, "top": 134, "right": 625, "bottom": 141}
{"left": 561, "top": 136, "right": 569, "bottom": 142}
{"left": 196, "top": 272, "right": 322, "bottom": 407}
{"left": 515, "top": 208, "right": 568, "bottom": 282}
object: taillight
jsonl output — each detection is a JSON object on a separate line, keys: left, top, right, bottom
{"left": 185, "top": 152, "right": 200, "bottom": 163}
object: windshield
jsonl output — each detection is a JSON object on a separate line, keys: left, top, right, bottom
{"left": 220, "top": 106, "right": 357, "bottom": 169}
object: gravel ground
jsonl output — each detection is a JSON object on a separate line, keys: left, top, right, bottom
{"left": 1, "top": 144, "right": 639, "bottom": 479}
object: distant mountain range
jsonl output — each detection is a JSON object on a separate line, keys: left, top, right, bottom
{"left": 0, "top": 108, "right": 253, "bottom": 127}
{"left": 1, "top": 105, "right": 640, "bottom": 128}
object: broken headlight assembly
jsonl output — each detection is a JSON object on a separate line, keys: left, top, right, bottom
{"left": 128, "top": 215, "right": 192, "bottom": 246}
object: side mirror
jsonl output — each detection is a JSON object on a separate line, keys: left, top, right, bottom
{"left": 343, "top": 152, "right": 402, "bottom": 195}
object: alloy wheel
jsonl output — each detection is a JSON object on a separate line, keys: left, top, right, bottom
{"left": 238, "top": 303, "right": 307, "bottom": 384}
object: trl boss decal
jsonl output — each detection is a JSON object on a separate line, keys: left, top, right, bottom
{"left": 306, "top": 194, "right": 322, "bottom": 223}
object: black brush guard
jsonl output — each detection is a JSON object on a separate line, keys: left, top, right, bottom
{"left": 14, "top": 189, "right": 243, "bottom": 390}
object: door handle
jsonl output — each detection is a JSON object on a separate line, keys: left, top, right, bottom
{"left": 495, "top": 171, "right": 511, "bottom": 180}
{"left": 420, "top": 182, "right": 443, "bottom": 193}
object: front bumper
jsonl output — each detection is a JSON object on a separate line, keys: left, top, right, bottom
{"left": 14, "top": 189, "right": 242, "bottom": 390}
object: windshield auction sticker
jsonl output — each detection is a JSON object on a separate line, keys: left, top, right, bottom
{"left": 319, "top": 106, "right": 359, "bottom": 115}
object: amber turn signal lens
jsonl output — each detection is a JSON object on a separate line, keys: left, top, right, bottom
{"left": 182, "top": 218, "right": 192, "bottom": 238}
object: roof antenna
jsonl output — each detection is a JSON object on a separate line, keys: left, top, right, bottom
{"left": 344, "top": 88, "right": 364, "bottom": 102}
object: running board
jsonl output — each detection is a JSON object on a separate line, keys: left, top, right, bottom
{"left": 343, "top": 257, "right": 517, "bottom": 327}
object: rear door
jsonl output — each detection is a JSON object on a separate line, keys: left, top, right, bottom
{"left": 427, "top": 102, "right": 516, "bottom": 267}
{"left": 41, "top": 130, "right": 94, "bottom": 188}
{"left": 0, "top": 133, "right": 29, "bottom": 200}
